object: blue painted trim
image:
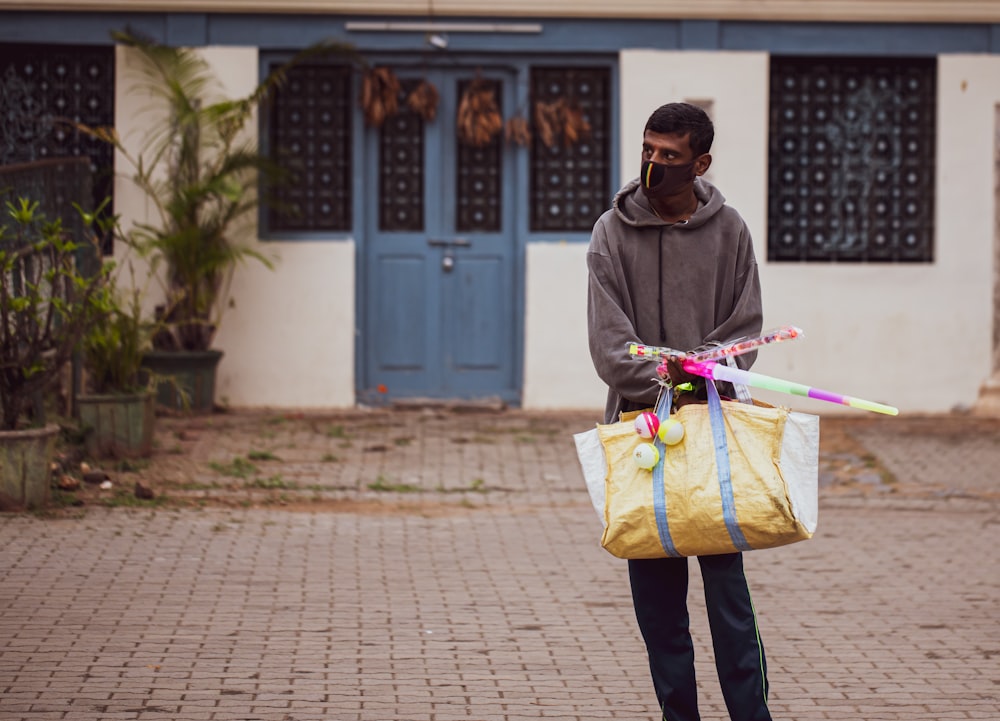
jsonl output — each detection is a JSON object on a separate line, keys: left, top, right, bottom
{"left": 723, "top": 21, "right": 994, "bottom": 55}
{"left": 166, "top": 13, "right": 209, "bottom": 46}
{"left": 681, "top": 20, "right": 721, "bottom": 50}
{"left": 4, "top": 12, "right": 999, "bottom": 57}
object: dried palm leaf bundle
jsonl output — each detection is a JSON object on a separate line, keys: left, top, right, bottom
{"left": 560, "top": 102, "right": 592, "bottom": 147}
{"left": 406, "top": 79, "right": 440, "bottom": 121}
{"left": 504, "top": 114, "right": 532, "bottom": 147}
{"left": 533, "top": 99, "right": 562, "bottom": 149}
{"left": 457, "top": 77, "right": 503, "bottom": 147}
{"left": 533, "top": 98, "right": 593, "bottom": 149}
{"left": 361, "top": 66, "right": 401, "bottom": 128}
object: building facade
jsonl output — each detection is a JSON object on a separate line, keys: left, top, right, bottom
{"left": 4, "top": 2, "right": 1000, "bottom": 414}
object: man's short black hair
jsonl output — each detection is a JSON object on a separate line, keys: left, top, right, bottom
{"left": 644, "top": 102, "right": 714, "bottom": 157}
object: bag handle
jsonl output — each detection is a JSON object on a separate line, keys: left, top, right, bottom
{"left": 650, "top": 387, "right": 681, "bottom": 557}
{"left": 649, "top": 385, "right": 752, "bottom": 557}
{"left": 706, "top": 381, "right": 752, "bottom": 552}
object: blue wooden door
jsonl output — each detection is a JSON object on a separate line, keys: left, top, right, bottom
{"left": 360, "top": 67, "right": 521, "bottom": 405}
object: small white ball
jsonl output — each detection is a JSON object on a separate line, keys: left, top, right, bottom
{"left": 658, "top": 418, "right": 685, "bottom": 446}
{"left": 633, "top": 442, "right": 660, "bottom": 470}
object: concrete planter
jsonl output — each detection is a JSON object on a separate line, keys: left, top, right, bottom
{"left": 0, "top": 423, "right": 59, "bottom": 509}
{"left": 77, "top": 391, "right": 155, "bottom": 458}
{"left": 141, "top": 349, "right": 223, "bottom": 413}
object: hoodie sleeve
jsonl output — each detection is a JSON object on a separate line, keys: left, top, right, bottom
{"left": 703, "top": 222, "right": 763, "bottom": 371}
{"left": 587, "top": 221, "right": 661, "bottom": 408}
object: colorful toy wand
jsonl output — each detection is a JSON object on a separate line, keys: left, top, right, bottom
{"left": 683, "top": 360, "right": 899, "bottom": 416}
{"left": 628, "top": 325, "right": 803, "bottom": 365}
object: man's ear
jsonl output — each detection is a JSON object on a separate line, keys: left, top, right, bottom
{"left": 695, "top": 153, "right": 712, "bottom": 176}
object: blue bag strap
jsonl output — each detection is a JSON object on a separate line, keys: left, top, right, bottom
{"left": 706, "top": 381, "right": 753, "bottom": 552}
{"left": 651, "top": 388, "right": 681, "bottom": 558}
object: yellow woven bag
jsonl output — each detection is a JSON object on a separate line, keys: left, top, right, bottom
{"left": 582, "top": 383, "right": 819, "bottom": 559}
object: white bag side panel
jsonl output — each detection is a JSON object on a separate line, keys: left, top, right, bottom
{"left": 574, "top": 428, "right": 608, "bottom": 526}
{"left": 780, "top": 412, "right": 820, "bottom": 533}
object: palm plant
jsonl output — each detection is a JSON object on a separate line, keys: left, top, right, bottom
{"left": 79, "top": 30, "right": 355, "bottom": 352}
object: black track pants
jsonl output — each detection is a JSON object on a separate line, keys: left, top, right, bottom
{"left": 628, "top": 553, "right": 772, "bottom": 721}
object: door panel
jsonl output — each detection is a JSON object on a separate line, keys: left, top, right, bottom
{"left": 362, "top": 66, "right": 520, "bottom": 404}
{"left": 447, "top": 254, "right": 506, "bottom": 369}
{"left": 373, "top": 254, "right": 428, "bottom": 371}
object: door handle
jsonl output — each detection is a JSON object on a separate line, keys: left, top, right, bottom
{"left": 427, "top": 238, "right": 471, "bottom": 248}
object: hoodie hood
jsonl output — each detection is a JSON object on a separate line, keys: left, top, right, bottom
{"left": 612, "top": 176, "right": 726, "bottom": 230}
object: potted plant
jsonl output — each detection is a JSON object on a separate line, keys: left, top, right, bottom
{"left": 75, "top": 32, "right": 363, "bottom": 412}
{"left": 75, "top": 203, "right": 159, "bottom": 458}
{"left": 0, "top": 198, "right": 108, "bottom": 507}
{"left": 78, "top": 30, "right": 291, "bottom": 412}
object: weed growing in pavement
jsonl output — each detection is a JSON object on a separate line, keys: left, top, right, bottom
{"left": 98, "top": 487, "right": 168, "bottom": 509}
{"left": 114, "top": 458, "right": 151, "bottom": 473}
{"left": 325, "top": 424, "right": 349, "bottom": 439}
{"left": 247, "top": 475, "right": 297, "bottom": 490}
{"left": 208, "top": 456, "right": 258, "bottom": 479}
{"left": 320, "top": 453, "right": 340, "bottom": 463}
{"left": 176, "top": 480, "right": 222, "bottom": 491}
{"left": 367, "top": 475, "right": 422, "bottom": 493}
{"left": 435, "top": 478, "right": 487, "bottom": 494}
{"left": 247, "top": 450, "right": 282, "bottom": 461}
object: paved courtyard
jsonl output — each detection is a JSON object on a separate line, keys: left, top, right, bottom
{"left": 0, "top": 408, "right": 998, "bottom": 720}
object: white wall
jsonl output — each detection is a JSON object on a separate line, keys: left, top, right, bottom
{"left": 200, "top": 47, "right": 358, "bottom": 408}
{"left": 522, "top": 241, "right": 606, "bottom": 409}
{"left": 115, "top": 46, "right": 357, "bottom": 409}
{"left": 215, "top": 240, "right": 356, "bottom": 408}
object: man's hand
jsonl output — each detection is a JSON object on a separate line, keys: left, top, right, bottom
{"left": 665, "top": 358, "right": 697, "bottom": 386}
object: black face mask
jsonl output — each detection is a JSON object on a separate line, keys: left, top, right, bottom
{"left": 640, "top": 159, "right": 696, "bottom": 200}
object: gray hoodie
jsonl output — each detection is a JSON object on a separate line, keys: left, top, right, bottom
{"left": 587, "top": 176, "right": 763, "bottom": 423}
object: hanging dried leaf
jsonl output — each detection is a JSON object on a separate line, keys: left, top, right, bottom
{"left": 406, "top": 79, "right": 440, "bottom": 121}
{"left": 561, "top": 102, "right": 591, "bottom": 148}
{"left": 457, "top": 77, "right": 503, "bottom": 147}
{"left": 504, "top": 115, "right": 532, "bottom": 147}
{"left": 361, "top": 66, "right": 401, "bottom": 128}
{"left": 532, "top": 98, "right": 593, "bottom": 149}
{"left": 533, "top": 100, "right": 562, "bottom": 149}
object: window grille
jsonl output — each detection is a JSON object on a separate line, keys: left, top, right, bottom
{"left": 0, "top": 43, "right": 115, "bottom": 250}
{"left": 267, "top": 63, "right": 353, "bottom": 233}
{"left": 456, "top": 77, "right": 503, "bottom": 233}
{"left": 378, "top": 77, "right": 424, "bottom": 233}
{"left": 768, "top": 57, "right": 936, "bottom": 262}
{"left": 529, "top": 66, "right": 611, "bottom": 233}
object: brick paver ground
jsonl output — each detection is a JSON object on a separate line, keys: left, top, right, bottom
{"left": 1, "top": 408, "right": 998, "bottom": 720}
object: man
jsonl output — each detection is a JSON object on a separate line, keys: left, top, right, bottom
{"left": 586, "top": 102, "right": 770, "bottom": 721}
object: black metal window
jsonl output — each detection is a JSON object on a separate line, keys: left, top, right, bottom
{"left": 0, "top": 43, "right": 115, "bottom": 230}
{"left": 456, "top": 77, "right": 502, "bottom": 233}
{"left": 378, "top": 78, "right": 424, "bottom": 233}
{"left": 267, "top": 63, "right": 353, "bottom": 233}
{"left": 530, "top": 66, "right": 611, "bottom": 233}
{"left": 768, "top": 57, "right": 936, "bottom": 262}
